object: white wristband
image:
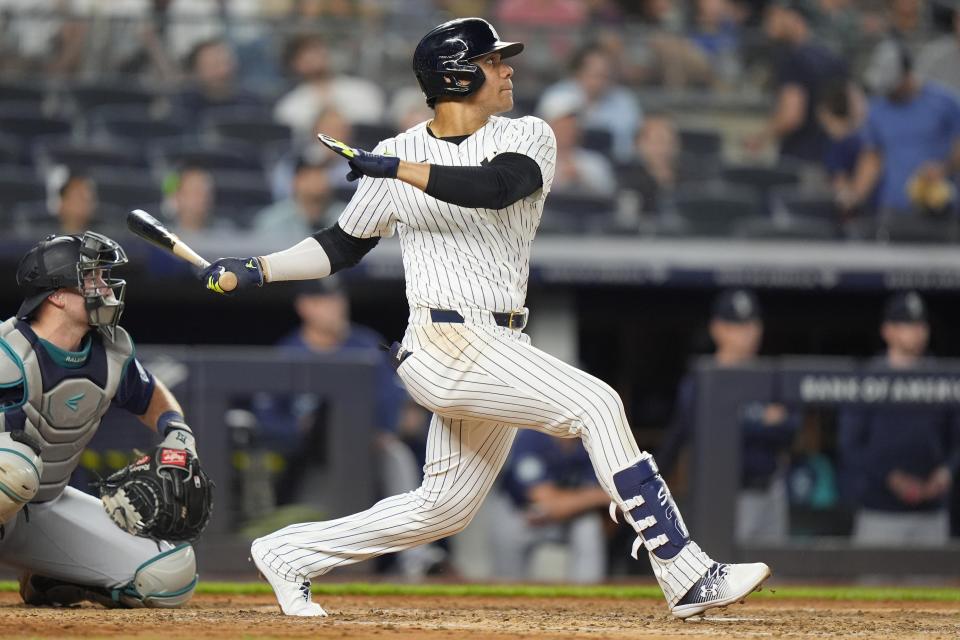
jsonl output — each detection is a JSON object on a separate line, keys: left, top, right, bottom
{"left": 260, "top": 237, "right": 332, "bottom": 282}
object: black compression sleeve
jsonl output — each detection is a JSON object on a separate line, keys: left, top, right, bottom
{"left": 312, "top": 224, "right": 380, "bottom": 274}
{"left": 425, "top": 152, "right": 543, "bottom": 210}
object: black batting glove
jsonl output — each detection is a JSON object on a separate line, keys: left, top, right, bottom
{"left": 201, "top": 257, "right": 263, "bottom": 295}
{"left": 317, "top": 133, "right": 400, "bottom": 182}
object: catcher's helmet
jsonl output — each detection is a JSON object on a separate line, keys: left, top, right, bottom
{"left": 413, "top": 17, "right": 523, "bottom": 108}
{"left": 16, "top": 232, "right": 128, "bottom": 338}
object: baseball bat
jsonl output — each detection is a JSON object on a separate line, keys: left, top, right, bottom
{"left": 126, "top": 209, "right": 237, "bottom": 292}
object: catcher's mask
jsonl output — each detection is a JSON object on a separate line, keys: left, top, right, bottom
{"left": 16, "top": 231, "right": 128, "bottom": 339}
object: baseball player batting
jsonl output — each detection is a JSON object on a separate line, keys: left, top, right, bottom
{"left": 201, "top": 17, "right": 770, "bottom": 618}
{"left": 0, "top": 232, "right": 213, "bottom": 609}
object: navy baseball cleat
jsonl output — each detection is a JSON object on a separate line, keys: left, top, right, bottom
{"left": 670, "top": 561, "right": 771, "bottom": 619}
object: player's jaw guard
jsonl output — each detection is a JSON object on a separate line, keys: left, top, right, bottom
{"left": 15, "top": 232, "right": 128, "bottom": 339}
{"left": 413, "top": 17, "right": 523, "bottom": 108}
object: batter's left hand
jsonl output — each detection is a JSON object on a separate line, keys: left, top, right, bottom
{"left": 318, "top": 133, "right": 399, "bottom": 182}
{"left": 201, "top": 257, "right": 262, "bottom": 295}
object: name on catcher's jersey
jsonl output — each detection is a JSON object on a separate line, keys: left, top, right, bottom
{"left": 337, "top": 115, "right": 557, "bottom": 314}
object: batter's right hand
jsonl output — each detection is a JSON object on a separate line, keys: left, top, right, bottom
{"left": 201, "top": 257, "right": 263, "bottom": 295}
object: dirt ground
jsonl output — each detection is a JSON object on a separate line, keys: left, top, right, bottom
{"left": 2, "top": 591, "right": 958, "bottom": 640}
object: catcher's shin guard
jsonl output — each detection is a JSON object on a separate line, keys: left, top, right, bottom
{"left": 610, "top": 454, "right": 713, "bottom": 607}
{"left": 115, "top": 543, "right": 198, "bottom": 608}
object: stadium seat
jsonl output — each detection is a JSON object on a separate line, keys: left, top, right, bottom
{"left": 0, "top": 81, "right": 47, "bottom": 108}
{"left": 721, "top": 164, "right": 801, "bottom": 197}
{"left": 69, "top": 82, "right": 156, "bottom": 112}
{"left": 90, "top": 105, "right": 187, "bottom": 148}
{"left": 210, "top": 170, "right": 274, "bottom": 226}
{"left": 678, "top": 128, "right": 723, "bottom": 156}
{"left": 672, "top": 185, "right": 764, "bottom": 237}
{"left": 0, "top": 109, "right": 72, "bottom": 143}
{"left": 539, "top": 193, "right": 619, "bottom": 234}
{"left": 582, "top": 128, "right": 614, "bottom": 155}
{"left": 732, "top": 215, "right": 840, "bottom": 240}
{"left": 0, "top": 167, "right": 46, "bottom": 214}
{"left": 91, "top": 170, "right": 164, "bottom": 211}
{"left": 773, "top": 188, "right": 839, "bottom": 222}
{"left": 352, "top": 123, "right": 398, "bottom": 150}
{"left": 208, "top": 119, "right": 293, "bottom": 147}
{"left": 847, "top": 215, "right": 959, "bottom": 244}
{"left": 33, "top": 141, "right": 148, "bottom": 172}
{"left": 159, "top": 141, "right": 265, "bottom": 173}
{"left": 0, "top": 134, "right": 22, "bottom": 166}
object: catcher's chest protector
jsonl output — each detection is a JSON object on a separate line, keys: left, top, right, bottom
{"left": 0, "top": 318, "right": 132, "bottom": 501}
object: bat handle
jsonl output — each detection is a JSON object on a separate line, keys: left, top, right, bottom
{"left": 219, "top": 271, "right": 238, "bottom": 292}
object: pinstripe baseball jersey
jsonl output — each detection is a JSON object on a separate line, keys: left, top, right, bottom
{"left": 337, "top": 115, "right": 556, "bottom": 314}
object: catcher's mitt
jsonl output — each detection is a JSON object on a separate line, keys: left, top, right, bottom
{"left": 97, "top": 447, "right": 214, "bottom": 542}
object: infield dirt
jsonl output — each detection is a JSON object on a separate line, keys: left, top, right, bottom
{"left": 2, "top": 592, "right": 957, "bottom": 639}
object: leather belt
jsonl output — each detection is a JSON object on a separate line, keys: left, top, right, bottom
{"left": 430, "top": 308, "right": 528, "bottom": 330}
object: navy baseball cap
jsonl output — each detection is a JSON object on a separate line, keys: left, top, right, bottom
{"left": 883, "top": 291, "right": 927, "bottom": 323}
{"left": 711, "top": 289, "right": 762, "bottom": 323}
{"left": 295, "top": 276, "right": 344, "bottom": 297}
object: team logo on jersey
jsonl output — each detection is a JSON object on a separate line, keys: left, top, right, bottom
{"left": 65, "top": 393, "right": 85, "bottom": 412}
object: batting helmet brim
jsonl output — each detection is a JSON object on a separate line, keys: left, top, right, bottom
{"left": 475, "top": 40, "right": 523, "bottom": 62}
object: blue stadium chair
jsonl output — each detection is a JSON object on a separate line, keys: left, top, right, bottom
{"left": 210, "top": 169, "right": 274, "bottom": 227}
{"left": 0, "top": 134, "right": 22, "bottom": 166}
{"left": 720, "top": 163, "right": 801, "bottom": 197}
{"left": 90, "top": 105, "right": 188, "bottom": 149}
{"left": 846, "top": 215, "right": 958, "bottom": 244}
{"left": 773, "top": 188, "right": 839, "bottom": 222}
{"left": 0, "top": 81, "right": 47, "bottom": 108}
{"left": 207, "top": 119, "right": 293, "bottom": 147}
{"left": 672, "top": 185, "right": 764, "bottom": 237}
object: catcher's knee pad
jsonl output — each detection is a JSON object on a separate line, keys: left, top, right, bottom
{"left": 119, "top": 543, "right": 198, "bottom": 608}
{"left": 0, "top": 431, "right": 43, "bottom": 524}
{"left": 611, "top": 454, "right": 690, "bottom": 561}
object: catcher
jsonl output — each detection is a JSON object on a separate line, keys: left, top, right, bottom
{"left": 0, "top": 232, "right": 213, "bottom": 608}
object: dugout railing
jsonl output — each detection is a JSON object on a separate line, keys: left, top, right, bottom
{"left": 134, "top": 347, "right": 380, "bottom": 576}
{"left": 690, "top": 357, "right": 960, "bottom": 577}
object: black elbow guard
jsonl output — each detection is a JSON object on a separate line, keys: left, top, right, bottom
{"left": 312, "top": 224, "right": 380, "bottom": 274}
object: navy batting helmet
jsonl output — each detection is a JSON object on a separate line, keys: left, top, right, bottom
{"left": 412, "top": 18, "right": 523, "bottom": 108}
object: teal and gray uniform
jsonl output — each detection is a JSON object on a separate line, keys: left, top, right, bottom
{"left": 0, "top": 317, "right": 197, "bottom": 607}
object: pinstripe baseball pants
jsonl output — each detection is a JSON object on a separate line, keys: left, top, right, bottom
{"left": 257, "top": 310, "right": 657, "bottom": 581}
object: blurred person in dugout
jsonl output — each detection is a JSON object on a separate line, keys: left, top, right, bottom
{"left": 658, "top": 289, "right": 801, "bottom": 543}
{"left": 250, "top": 278, "right": 439, "bottom": 577}
{"left": 839, "top": 292, "right": 960, "bottom": 546}
{"left": 489, "top": 429, "right": 611, "bottom": 584}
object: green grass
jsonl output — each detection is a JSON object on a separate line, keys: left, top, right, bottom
{"left": 1, "top": 581, "right": 958, "bottom": 602}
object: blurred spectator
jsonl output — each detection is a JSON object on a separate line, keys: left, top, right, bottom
{"left": 176, "top": 38, "right": 265, "bottom": 122}
{"left": 254, "top": 154, "right": 346, "bottom": 238}
{"left": 536, "top": 92, "right": 617, "bottom": 197}
{"left": 489, "top": 430, "right": 610, "bottom": 583}
{"left": 689, "top": 0, "right": 743, "bottom": 88}
{"left": 916, "top": 7, "right": 960, "bottom": 94}
{"left": 886, "top": 0, "right": 928, "bottom": 47}
{"left": 536, "top": 43, "right": 641, "bottom": 161}
{"left": 753, "top": 0, "right": 848, "bottom": 164}
{"left": 48, "top": 168, "right": 98, "bottom": 235}
{"left": 659, "top": 289, "right": 800, "bottom": 542}
{"left": 618, "top": 113, "right": 681, "bottom": 215}
{"left": 626, "top": 0, "right": 713, "bottom": 89}
{"left": 495, "top": 0, "right": 588, "bottom": 27}
{"left": 273, "top": 33, "right": 385, "bottom": 137}
{"left": 388, "top": 86, "right": 434, "bottom": 133}
{"left": 839, "top": 292, "right": 960, "bottom": 546}
{"left": 840, "top": 39, "right": 960, "bottom": 217}
{"left": 271, "top": 107, "right": 354, "bottom": 200}
{"left": 0, "top": 0, "right": 89, "bottom": 77}
{"left": 163, "top": 165, "right": 228, "bottom": 233}
{"left": 815, "top": 78, "right": 874, "bottom": 219}
{"left": 251, "top": 277, "right": 442, "bottom": 577}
